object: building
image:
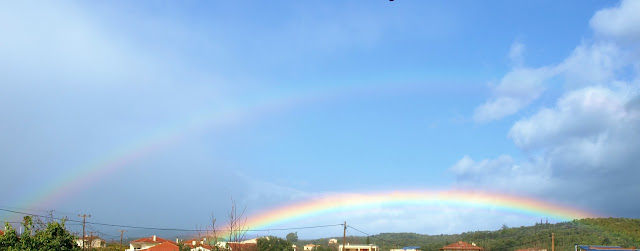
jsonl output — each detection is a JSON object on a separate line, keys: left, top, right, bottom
{"left": 304, "top": 244, "right": 317, "bottom": 250}
{"left": 76, "top": 235, "right": 107, "bottom": 249}
{"left": 227, "top": 242, "right": 257, "bottom": 251}
{"left": 391, "top": 247, "right": 421, "bottom": 251}
{"left": 329, "top": 239, "right": 338, "bottom": 244}
{"left": 578, "top": 245, "right": 640, "bottom": 251}
{"left": 440, "top": 241, "right": 483, "bottom": 251}
{"left": 126, "top": 235, "right": 176, "bottom": 251}
{"left": 181, "top": 237, "right": 216, "bottom": 251}
{"left": 144, "top": 242, "right": 179, "bottom": 251}
{"left": 0, "top": 230, "right": 4, "bottom": 235}
{"left": 338, "top": 244, "right": 379, "bottom": 251}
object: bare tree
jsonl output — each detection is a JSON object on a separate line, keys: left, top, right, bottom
{"left": 208, "top": 216, "right": 220, "bottom": 250}
{"left": 227, "top": 198, "right": 248, "bottom": 244}
{"left": 209, "top": 198, "right": 249, "bottom": 251}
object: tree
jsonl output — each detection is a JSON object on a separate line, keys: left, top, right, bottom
{"left": 227, "top": 199, "right": 248, "bottom": 244}
{"left": 209, "top": 198, "right": 249, "bottom": 250}
{"left": 286, "top": 232, "right": 298, "bottom": 242}
{"left": 315, "top": 245, "right": 333, "bottom": 251}
{"left": 0, "top": 216, "right": 80, "bottom": 251}
{"left": 256, "top": 236, "right": 293, "bottom": 251}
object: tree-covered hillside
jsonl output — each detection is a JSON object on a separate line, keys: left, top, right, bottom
{"left": 299, "top": 218, "right": 640, "bottom": 251}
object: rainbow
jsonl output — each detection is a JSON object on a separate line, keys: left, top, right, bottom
{"left": 243, "top": 190, "right": 599, "bottom": 230}
{"left": 2, "top": 80, "right": 437, "bottom": 221}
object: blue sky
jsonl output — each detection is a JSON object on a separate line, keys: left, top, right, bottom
{"left": 2, "top": 0, "right": 640, "bottom": 240}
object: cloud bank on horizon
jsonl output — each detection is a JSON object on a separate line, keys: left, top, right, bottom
{"left": 0, "top": 0, "right": 639, "bottom": 238}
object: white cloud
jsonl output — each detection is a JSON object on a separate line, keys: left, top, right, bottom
{"left": 558, "top": 43, "right": 622, "bottom": 89}
{"left": 590, "top": 0, "right": 640, "bottom": 42}
{"left": 474, "top": 67, "right": 556, "bottom": 122}
{"left": 509, "top": 87, "right": 631, "bottom": 150}
{"left": 450, "top": 155, "right": 550, "bottom": 194}
{"left": 461, "top": 86, "right": 640, "bottom": 214}
{"left": 462, "top": 0, "right": 640, "bottom": 216}
{"left": 474, "top": 0, "right": 640, "bottom": 123}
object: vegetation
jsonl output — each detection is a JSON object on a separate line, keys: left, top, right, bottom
{"left": 0, "top": 216, "right": 80, "bottom": 251}
{"left": 298, "top": 218, "right": 640, "bottom": 251}
{"left": 287, "top": 232, "right": 299, "bottom": 242}
{"left": 257, "top": 236, "right": 294, "bottom": 251}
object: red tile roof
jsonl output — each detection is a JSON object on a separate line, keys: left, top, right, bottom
{"left": 228, "top": 242, "right": 257, "bottom": 251}
{"left": 0, "top": 230, "right": 4, "bottom": 235}
{"left": 181, "top": 238, "right": 215, "bottom": 249}
{"left": 145, "top": 242, "right": 179, "bottom": 251}
{"left": 440, "top": 241, "right": 484, "bottom": 251}
{"left": 131, "top": 235, "right": 176, "bottom": 245}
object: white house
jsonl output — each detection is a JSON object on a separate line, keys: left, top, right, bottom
{"left": 329, "top": 239, "right": 338, "bottom": 244}
{"left": 391, "top": 247, "right": 421, "bottom": 251}
{"left": 126, "top": 235, "right": 176, "bottom": 251}
{"left": 76, "top": 235, "right": 106, "bottom": 249}
{"left": 339, "top": 244, "right": 379, "bottom": 251}
{"left": 304, "top": 244, "right": 316, "bottom": 250}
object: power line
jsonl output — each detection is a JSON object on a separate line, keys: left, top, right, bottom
{"left": 0, "top": 208, "right": 342, "bottom": 232}
{"left": 347, "top": 225, "right": 403, "bottom": 248}
{"left": 78, "top": 214, "right": 91, "bottom": 251}
{"left": 0, "top": 205, "right": 79, "bottom": 216}
{"left": 86, "top": 224, "right": 119, "bottom": 239}
{"left": 1, "top": 221, "right": 82, "bottom": 227}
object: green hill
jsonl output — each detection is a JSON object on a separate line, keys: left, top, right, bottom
{"left": 299, "top": 218, "right": 640, "bottom": 251}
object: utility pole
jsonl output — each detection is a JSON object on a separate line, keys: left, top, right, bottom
{"left": 78, "top": 214, "right": 91, "bottom": 251}
{"left": 119, "top": 230, "right": 127, "bottom": 251}
{"left": 343, "top": 221, "right": 347, "bottom": 251}
{"left": 552, "top": 233, "right": 555, "bottom": 251}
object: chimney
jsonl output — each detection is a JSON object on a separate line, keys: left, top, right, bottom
{"left": 153, "top": 235, "right": 156, "bottom": 241}
{"left": 192, "top": 240, "right": 196, "bottom": 245}
{"left": 176, "top": 238, "right": 179, "bottom": 243}
{"left": 473, "top": 243, "right": 477, "bottom": 246}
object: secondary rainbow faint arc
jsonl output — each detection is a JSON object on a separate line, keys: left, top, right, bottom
{"left": 243, "top": 190, "right": 600, "bottom": 230}
{"left": 5, "top": 81, "right": 430, "bottom": 220}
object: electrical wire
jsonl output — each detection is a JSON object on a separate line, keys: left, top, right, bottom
{"left": 0, "top": 208, "right": 342, "bottom": 232}
{"left": 347, "top": 225, "right": 404, "bottom": 248}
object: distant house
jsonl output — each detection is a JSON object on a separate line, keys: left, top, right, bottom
{"left": 293, "top": 244, "right": 299, "bottom": 251}
{"left": 391, "top": 246, "right": 421, "bottom": 251}
{"left": 440, "top": 241, "right": 483, "bottom": 251}
{"left": 181, "top": 237, "right": 216, "bottom": 251}
{"left": 227, "top": 242, "right": 257, "bottom": 251}
{"left": 0, "top": 230, "right": 4, "bottom": 235}
{"left": 304, "top": 244, "right": 317, "bottom": 250}
{"left": 578, "top": 245, "right": 640, "bottom": 251}
{"left": 126, "top": 235, "right": 177, "bottom": 251}
{"left": 144, "top": 242, "right": 179, "bottom": 251}
{"left": 338, "top": 244, "right": 379, "bottom": 251}
{"left": 329, "top": 239, "right": 338, "bottom": 244}
{"left": 76, "top": 235, "right": 107, "bottom": 249}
